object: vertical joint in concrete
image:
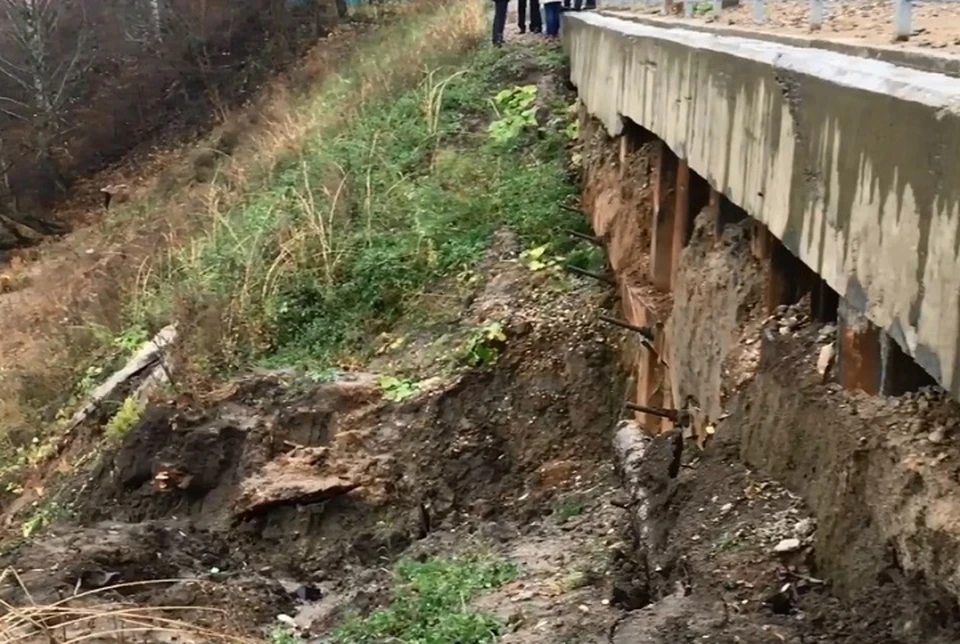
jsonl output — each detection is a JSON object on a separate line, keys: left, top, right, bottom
{"left": 650, "top": 142, "right": 678, "bottom": 292}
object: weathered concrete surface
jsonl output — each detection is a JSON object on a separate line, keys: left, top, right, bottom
{"left": 564, "top": 12, "right": 960, "bottom": 399}
{"left": 602, "top": 11, "right": 960, "bottom": 79}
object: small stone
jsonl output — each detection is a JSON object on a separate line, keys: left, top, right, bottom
{"left": 793, "top": 518, "right": 815, "bottom": 538}
{"left": 276, "top": 614, "right": 297, "bottom": 628}
{"left": 817, "top": 343, "right": 836, "bottom": 378}
{"left": 817, "top": 324, "right": 836, "bottom": 341}
{"left": 928, "top": 426, "right": 947, "bottom": 444}
{"left": 774, "top": 538, "right": 802, "bottom": 554}
{"left": 720, "top": 502, "right": 734, "bottom": 514}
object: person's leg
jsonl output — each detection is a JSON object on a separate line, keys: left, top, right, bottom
{"left": 584, "top": 0, "right": 596, "bottom": 9}
{"left": 573, "top": 0, "right": 583, "bottom": 10}
{"left": 518, "top": 0, "right": 528, "bottom": 34}
{"left": 545, "top": 3, "right": 560, "bottom": 37}
{"left": 530, "top": 0, "right": 543, "bottom": 33}
{"left": 563, "top": 0, "right": 571, "bottom": 9}
{"left": 493, "top": 0, "right": 507, "bottom": 45}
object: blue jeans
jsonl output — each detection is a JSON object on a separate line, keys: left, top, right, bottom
{"left": 545, "top": 3, "right": 561, "bottom": 36}
{"left": 492, "top": 0, "right": 508, "bottom": 45}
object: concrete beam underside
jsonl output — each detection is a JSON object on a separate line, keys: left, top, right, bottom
{"left": 563, "top": 13, "right": 960, "bottom": 400}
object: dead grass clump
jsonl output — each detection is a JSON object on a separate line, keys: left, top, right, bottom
{"left": 0, "top": 569, "right": 256, "bottom": 643}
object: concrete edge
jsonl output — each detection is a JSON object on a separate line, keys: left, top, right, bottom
{"left": 600, "top": 9, "right": 960, "bottom": 79}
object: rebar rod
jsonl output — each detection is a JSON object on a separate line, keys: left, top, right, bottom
{"left": 565, "top": 265, "right": 616, "bottom": 285}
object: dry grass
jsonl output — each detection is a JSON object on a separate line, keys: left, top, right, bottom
{"left": 0, "top": 568, "right": 257, "bottom": 643}
{"left": 0, "top": 0, "right": 489, "bottom": 500}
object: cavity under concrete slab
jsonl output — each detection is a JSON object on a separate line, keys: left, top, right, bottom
{"left": 563, "top": 11, "right": 960, "bottom": 400}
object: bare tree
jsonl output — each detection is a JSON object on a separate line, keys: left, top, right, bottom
{"left": 0, "top": 0, "right": 92, "bottom": 175}
{"left": 0, "top": 0, "right": 88, "bottom": 235}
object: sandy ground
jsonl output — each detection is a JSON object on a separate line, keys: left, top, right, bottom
{"left": 610, "top": 0, "right": 960, "bottom": 51}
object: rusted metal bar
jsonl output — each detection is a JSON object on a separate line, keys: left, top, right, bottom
{"left": 563, "top": 228, "right": 603, "bottom": 246}
{"left": 599, "top": 314, "right": 654, "bottom": 341}
{"left": 625, "top": 402, "right": 690, "bottom": 426}
{"left": 565, "top": 264, "right": 616, "bottom": 285}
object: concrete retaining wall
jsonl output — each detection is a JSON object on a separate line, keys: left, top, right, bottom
{"left": 563, "top": 12, "right": 960, "bottom": 398}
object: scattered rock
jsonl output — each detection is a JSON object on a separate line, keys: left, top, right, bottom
{"left": 774, "top": 538, "right": 802, "bottom": 554}
{"left": 793, "top": 518, "right": 815, "bottom": 538}
{"left": 817, "top": 343, "right": 836, "bottom": 381}
{"left": 817, "top": 324, "right": 837, "bottom": 342}
{"left": 928, "top": 425, "right": 947, "bottom": 444}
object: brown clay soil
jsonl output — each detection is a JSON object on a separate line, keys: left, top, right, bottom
{"left": 611, "top": 0, "right": 960, "bottom": 51}
{"left": 578, "top": 124, "right": 960, "bottom": 643}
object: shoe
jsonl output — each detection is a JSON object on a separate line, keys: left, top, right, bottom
{"left": 519, "top": 27, "right": 526, "bottom": 34}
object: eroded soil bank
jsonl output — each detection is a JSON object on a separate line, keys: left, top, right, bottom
{"left": 582, "top": 115, "right": 960, "bottom": 643}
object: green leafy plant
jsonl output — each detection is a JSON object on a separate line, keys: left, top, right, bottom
{"left": 378, "top": 375, "right": 420, "bottom": 402}
{"left": 462, "top": 322, "right": 507, "bottom": 368}
{"left": 270, "top": 626, "right": 303, "bottom": 644}
{"left": 520, "top": 243, "right": 562, "bottom": 272}
{"left": 694, "top": 0, "right": 713, "bottom": 16}
{"left": 105, "top": 396, "right": 145, "bottom": 442}
{"left": 21, "top": 500, "right": 62, "bottom": 539}
{"left": 112, "top": 325, "right": 150, "bottom": 355}
{"left": 565, "top": 245, "right": 605, "bottom": 273}
{"left": 332, "top": 554, "right": 519, "bottom": 644}
{"left": 557, "top": 499, "right": 585, "bottom": 523}
{"left": 488, "top": 85, "right": 538, "bottom": 145}
{"left": 564, "top": 102, "right": 580, "bottom": 141}
{"left": 307, "top": 367, "right": 342, "bottom": 384}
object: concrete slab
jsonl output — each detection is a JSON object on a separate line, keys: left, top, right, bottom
{"left": 564, "top": 11, "right": 960, "bottom": 399}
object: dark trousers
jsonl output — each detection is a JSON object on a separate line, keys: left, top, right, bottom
{"left": 492, "top": 0, "right": 508, "bottom": 45}
{"left": 563, "top": 0, "right": 594, "bottom": 9}
{"left": 518, "top": 0, "right": 542, "bottom": 33}
{"left": 544, "top": 2, "right": 561, "bottom": 36}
